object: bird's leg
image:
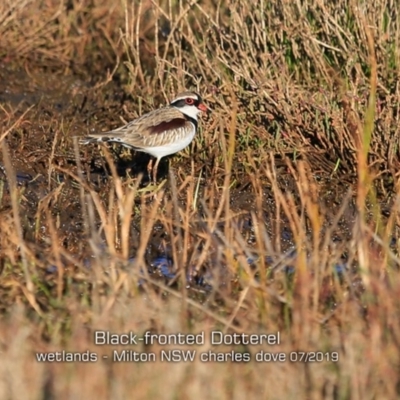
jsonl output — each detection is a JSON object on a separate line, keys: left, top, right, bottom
{"left": 152, "top": 158, "right": 161, "bottom": 184}
{"left": 147, "top": 158, "right": 153, "bottom": 182}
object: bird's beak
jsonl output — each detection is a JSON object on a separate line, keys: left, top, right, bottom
{"left": 198, "top": 103, "right": 207, "bottom": 112}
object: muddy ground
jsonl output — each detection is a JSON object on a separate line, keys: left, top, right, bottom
{"left": 0, "top": 65, "right": 396, "bottom": 301}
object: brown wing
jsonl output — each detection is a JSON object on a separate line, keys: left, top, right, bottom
{"left": 148, "top": 118, "right": 187, "bottom": 134}
{"left": 138, "top": 117, "right": 193, "bottom": 147}
{"left": 83, "top": 106, "right": 190, "bottom": 148}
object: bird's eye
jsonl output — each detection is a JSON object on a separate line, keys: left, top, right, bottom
{"left": 185, "top": 98, "right": 195, "bottom": 105}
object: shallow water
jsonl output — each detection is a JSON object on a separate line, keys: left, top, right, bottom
{"left": 0, "top": 66, "right": 394, "bottom": 296}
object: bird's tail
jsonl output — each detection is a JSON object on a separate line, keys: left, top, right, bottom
{"left": 79, "top": 136, "right": 100, "bottom": 145}
{"left": 80, "top": 131, "right": 125, "bottom": 145}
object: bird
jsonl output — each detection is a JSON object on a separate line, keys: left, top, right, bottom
{"left": 81, "top": 91, "right": 207, "bottom": 182}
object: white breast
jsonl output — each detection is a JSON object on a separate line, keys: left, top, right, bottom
{"left": 143, "top": 123, "right": 197, "bottom": 159}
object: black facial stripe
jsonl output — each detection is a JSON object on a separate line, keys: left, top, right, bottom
{"left": 170, "top": 95, "right": 203, "bottom": 109}
{"left": 170, "top": 99, "right": 188, "bottom": 108}
{"left": 169, "top": 101, "right": 198, "bottom": 127}
{"left": 170, "top": 94, "right": 202, "bottom": 128}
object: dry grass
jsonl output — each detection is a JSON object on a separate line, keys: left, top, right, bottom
{"left": 1, "top": 0, "right": 400, "bottom": 399}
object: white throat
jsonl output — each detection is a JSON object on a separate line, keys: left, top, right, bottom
{"left": 174, "top": 104, "right": 200, "bottom": 121}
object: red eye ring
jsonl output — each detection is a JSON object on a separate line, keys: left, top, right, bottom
{"left": 185, "top": 98, "right": 195, "bottom": 105}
